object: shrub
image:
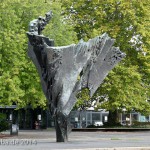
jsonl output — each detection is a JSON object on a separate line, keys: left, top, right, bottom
{"left": 103, "top": 122, "right": 122, "bottom": 127}
{"left": 86, "top": 124, "right": 97, "bottom": 128}
{"left": 0, "top": 113, "right": 9, "bottom": 132}
{"left": 132, "top": 121, "right": 150, "bottom": 128}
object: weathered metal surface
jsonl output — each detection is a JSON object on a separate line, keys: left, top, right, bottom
{"left": 27, "top": 11, "right": 125, "bottom": 142}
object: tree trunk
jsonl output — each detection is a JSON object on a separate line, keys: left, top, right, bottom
{"left": 108, "top": 110, "right": 119, "bottom": 126}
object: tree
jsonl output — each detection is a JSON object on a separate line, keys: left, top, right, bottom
{"left": 62, "top": 0, "right": 150, "bottom": 123}
{"left": 75, "top": 88, "right": 91, "bottom": 110}
{"left": 0, "top": 0, "right": 26, "bottom": 106}
{"left": 0, "top": 0, "right": 77, "bottom": 109}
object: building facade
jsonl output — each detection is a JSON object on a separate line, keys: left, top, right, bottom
{"left": 1, "top": 106, "right": 150, "bottom": 129}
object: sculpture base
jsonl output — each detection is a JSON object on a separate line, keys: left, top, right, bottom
{"left": 55, "top": 115, "right": 68, "bottom": 142}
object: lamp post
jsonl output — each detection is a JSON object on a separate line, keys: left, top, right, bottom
{"left": 38, "top": 114, "right": 42, "bottom": 129}
{"left": 122, "top": 108, "right": 126, "bottom": 125}
{"left": 9, "top": 113, "right": 13, "bottom": 131}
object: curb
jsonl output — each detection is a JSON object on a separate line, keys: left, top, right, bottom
{"left": 72, "top": 128, "right": 150, "bottom": 132}
{"left": 58, "top": 147, "right": 150, "bottom": 150}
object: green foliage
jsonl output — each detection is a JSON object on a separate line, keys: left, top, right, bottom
{"left": 43, "top": 3, "right": 77, "bottom": 46}
{"left": 0, "top": 113, "right": 6, "bottom": 120}
{"left": 75, "top": 88, "right": 90, "bottom": 110}
{"left": 62, "top": 0, "right": 150, "bottom": 115}
{"left": 0, "top": 0, "right": 149, "bottom": 116}
{"left": 0, "top": 0, "right": 77, "bottom": 109}
{"left": 132, "top": 121, "right": 150, "bottom": 128}
{"left": 0, "top": 113, "right": 9, "bottom": 132}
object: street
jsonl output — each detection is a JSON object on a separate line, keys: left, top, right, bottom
{"left": 0, "top": 129, "right": 150, "bottom": 150}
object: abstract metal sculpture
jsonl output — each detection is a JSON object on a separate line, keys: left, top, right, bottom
{"left": 27, "top": 11, "right": 125, "bottom": 142}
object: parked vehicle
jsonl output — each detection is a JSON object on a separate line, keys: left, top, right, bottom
{"left": 94, "top": 121, "right": 103, "bottom": 126}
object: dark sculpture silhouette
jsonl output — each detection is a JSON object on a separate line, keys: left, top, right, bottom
{"left": 27, "top": 11, "right": 125, "bottom": 142}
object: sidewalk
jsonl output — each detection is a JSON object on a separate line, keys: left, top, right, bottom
{"left": 0, "top": 129, "right": 150, "bottom": 150}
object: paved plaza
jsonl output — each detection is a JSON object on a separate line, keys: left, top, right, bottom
{"left": 0, "top": 129, "right": 150, "bottom": 150}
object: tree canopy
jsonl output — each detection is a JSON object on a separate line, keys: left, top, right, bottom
{"left": 62, "top": 0, "right": 150, "bottom": 115}
{"left": 0, "top": 0, "right": 77, "bottom": 109}
{"left": 0, "top": 0, "right": 150, "bottom": 116}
